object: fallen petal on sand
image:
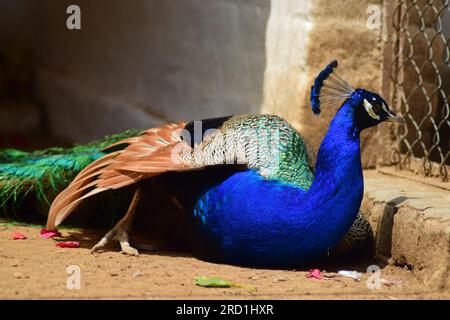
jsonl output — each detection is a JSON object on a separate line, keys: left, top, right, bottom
{"left": 40, "top": 229, "right": 62, "bottom": 239}
{"left": 12, "top": 232, "right": 27, "bottom": 240}
{"left": 55, "top": 241, "right": 80, "bottom": 248}
{"left": 307, "top": 269, "right": 322, "bottom": 280}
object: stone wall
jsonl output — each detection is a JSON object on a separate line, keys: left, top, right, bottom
{"left": 262, "top": 0, "right": 384, "bottom": 167}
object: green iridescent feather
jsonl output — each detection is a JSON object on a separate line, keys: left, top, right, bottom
{"left": 0, "top": 129, "right": 141, "bottom": 216}
{"left": 191, "top": 114, "right": 316, "bottom": 190}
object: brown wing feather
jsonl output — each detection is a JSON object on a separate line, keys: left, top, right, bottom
{"left": 46, "top": 121, "right": 196, "bottom": 229}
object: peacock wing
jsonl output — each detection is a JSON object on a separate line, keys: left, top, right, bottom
{"left": 46, "top": 119, "right": 249, "bottom": 229}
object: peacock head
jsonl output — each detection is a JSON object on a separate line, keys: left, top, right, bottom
{"left": 310, "top": 60, "right": 404, "bottom": 130}
{"left": 350, "top": 88, "right": 404, "bottom": 129}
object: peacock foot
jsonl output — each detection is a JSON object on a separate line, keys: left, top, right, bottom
{"left": 90, "top": 227, "right": 160, "bottom": 255}
{"left": 90, "top": 227, "right": 139, "bottom": 256}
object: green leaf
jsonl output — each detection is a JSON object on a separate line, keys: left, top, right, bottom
{"left": 195, "top": 276, "right": 257, "bottom": 291}
{"left": 195, "top": 276, "right": 233, "bottom": 288}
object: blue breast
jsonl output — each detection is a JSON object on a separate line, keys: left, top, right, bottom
{"left": 190, "top": 169, "right": 361, "bottom": 267}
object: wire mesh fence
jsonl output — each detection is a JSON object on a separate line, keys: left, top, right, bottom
{"left": 390, "top": 0, "right": 450, "bottom": 181}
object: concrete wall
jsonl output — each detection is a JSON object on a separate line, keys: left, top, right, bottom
{"left": 1, "top": 0, "right": 387, "bottom": 168}
{"left": 362, "top": 169, "right": 450, "bottom": 289}
{"left": 0, "top": 0, "right": 40, "bottom": 142}
{"left": 32, "top": 0, "right": 270, "bottom": 142}
{"left": 0, "top": 0, "right": 35, "bottom": 45}
{"left": 261, "top": 0, "right": 313, "bottom": 129}
{"left": 262, "top": 0, "right": 384, "bottom": 167}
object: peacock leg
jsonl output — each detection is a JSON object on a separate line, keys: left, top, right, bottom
{"left": 91, "top": 185, "right": 143, "bottom": 255}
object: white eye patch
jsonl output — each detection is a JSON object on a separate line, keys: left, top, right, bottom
{"left": 363, "top": 99, "right": 380, "bottom": 120}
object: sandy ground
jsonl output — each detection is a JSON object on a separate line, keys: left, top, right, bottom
{"left": 1, "top": 222, "right": 449, "bottom": 300}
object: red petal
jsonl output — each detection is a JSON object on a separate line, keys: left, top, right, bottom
{"left": 40, "top": 228, "right": 62, "bottom": 238}
{"left": 307, "top": 269, "right": 322, "bottom": 280}
{"left": 55, "top": 241, "right": 79, "bottom": 248}
{"left": 12, "top": 232, "right": 27, "bottom": 240}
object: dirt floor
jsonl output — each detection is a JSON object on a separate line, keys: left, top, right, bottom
{"left": 1, "top": 221, "right": 449, "bottom": 300}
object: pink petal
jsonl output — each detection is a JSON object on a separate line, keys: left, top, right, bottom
{"left": 12, "top": 232, "right": 27, "bottom": 240}
{"left": 40, "top": 228, "right": 61, "bottom": 239}
{"left": 55, "top": 241, "right": 79, "bottom": 248}
{"left": 307, "top": 269, "right": 322, "bottom": 280}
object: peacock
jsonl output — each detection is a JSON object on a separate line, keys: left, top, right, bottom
{"left": 0, "top": 60, "right": 403, "bottom": 267}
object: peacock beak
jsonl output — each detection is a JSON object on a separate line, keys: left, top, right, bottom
{"left": 386, "top": 112, "right": 405, "bottom": 124}
{"left": 384, "top": 106, "right": 405, "bottom": 124}
{"left": 381, "top": 102, "right": 405, "bottom": 124}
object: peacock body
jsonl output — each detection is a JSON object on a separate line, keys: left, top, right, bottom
{"left": 0, "top": 61, "right": 402, "bottom": 267}
{"left": 184, "top": 105, "right": 364, "bottom": 266}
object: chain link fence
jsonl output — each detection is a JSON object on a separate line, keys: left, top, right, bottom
{"left": 390, "top": 0, "right": 449, "bottom": 181}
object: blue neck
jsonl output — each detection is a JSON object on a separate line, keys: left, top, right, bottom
{"left": 310, "top": 98, "right": 362, "bottom": 195}
{"left": 294, "top": 98, "right": 364, "bottom": 253}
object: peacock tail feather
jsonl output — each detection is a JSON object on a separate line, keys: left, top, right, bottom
{"left": 0, "top": 128, "right": 141, "bottom": 216}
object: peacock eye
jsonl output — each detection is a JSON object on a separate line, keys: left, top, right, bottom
{"left": 372, "top": 103, "right": 382, "bottom": 114}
